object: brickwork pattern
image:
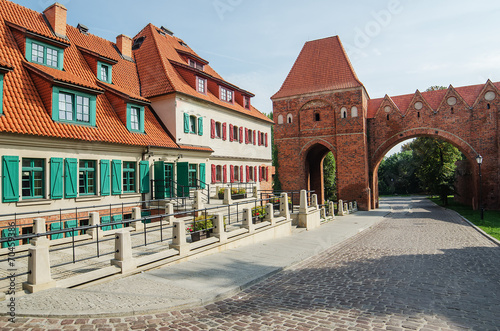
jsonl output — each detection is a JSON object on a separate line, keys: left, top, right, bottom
{"left": 2, "top": 197, "right": 499, "bottom": 330}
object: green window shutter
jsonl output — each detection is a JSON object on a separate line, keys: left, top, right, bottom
{"left": 139, "top": 161, "right": 150, "bottom": 193}
{"left": 64, "top": 158, "right": 78, "bottom": 198}
{"left": 111, "top": 160, "right": 122, "bottom": 195}
{"left": 199, "top": 163, "right": 206, "bottom": 189}
{"left": 2, "top": 156, "right": 19, "bottom": 203}
{"left": 154, "top": 161, "right": 165, "bottom": 199}
{"left": 183, "top": 113, "right": 189, "bottom": 133}
{"left": 1, "top": 228, "right": 19, "bottom": 248}
{"left": 177, "top": 162, "right": 189, "bottom": 197}
{"left": 50, "top": 157, "right": 63, "bottom": 199}
{"left": 198, "top": 117, "right": 203, "bottom": 136}
{"left": 64, "top": 220, "right": 78, "bottom": 237}
{"left": 101, "top": 216, "right": 111, "bottom": 231}
{"left": 50, "top": 222, "right": 63, "bottom": 240}
{"left": 100, "top": 160, "right": 110, "bottom": 196}
{"left": 139, "top": 107, "right": 145, "bottom": 133}
{"left": 112, "top": 214, "right": 123, "bottom": 229}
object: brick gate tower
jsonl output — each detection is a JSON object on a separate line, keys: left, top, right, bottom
{"left": 272, "top": 36, "right": 372, "bottom": 210}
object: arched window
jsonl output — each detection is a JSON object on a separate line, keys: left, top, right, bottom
{"left": 287, "top": 113, "right": 293, "bottom": 123}
{"left": 341, "top": 107, "right": 347, "bottom": 119}
{"left": 277, "top": 114, "right": 284, "bottom": 124}
{"left": 351, "top": 106, "right": 358, "bottom": 118}
{"left": 314, "top": 113, "right": 320, "bottom": 121}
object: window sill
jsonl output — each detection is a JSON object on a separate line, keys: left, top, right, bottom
{"left": 75, "top": 196, "right": 101, "bottom": 202}
{"left": 16, "top": 199, "right": 52, "bottom": 207}
{"left": 120, "top": 193, "right": 141, "bottom": 199}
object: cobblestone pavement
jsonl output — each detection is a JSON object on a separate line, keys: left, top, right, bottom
{"left": 2, "top": 197, "right": 499, "bottom": 330}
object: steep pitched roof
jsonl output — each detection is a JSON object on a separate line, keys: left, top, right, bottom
{"left": 133, "top": 24, "right": 273, "bottom": 124}
{"left": 272, "top": 36, "right": 363, "bottom": 100}
{"left": 0, "top": 0, "right": 179, "bottom": 149}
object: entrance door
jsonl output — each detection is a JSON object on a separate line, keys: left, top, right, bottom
{"left": 164, "top": 163, "right": 173, "bottom": 198}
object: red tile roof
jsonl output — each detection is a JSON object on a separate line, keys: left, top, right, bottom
{"left": 133, "top": 24, "right": 273, "bottom": 124}
{"left": 272, "top": 36, "right": 363, "bottom": 100}
{"left": 367, "top": 82, "right": 497, "bottom": 118}
{"left": 0, "top": 0, "right": 180, "bottom": 149}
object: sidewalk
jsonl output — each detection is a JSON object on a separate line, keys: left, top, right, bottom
{"left": 3, "top": 205, "right": 390, "bottom": 318}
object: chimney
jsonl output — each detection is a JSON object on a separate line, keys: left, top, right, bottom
{"left": 43, "top": 3, "right": 67, "bottom": 37}
{"left": 116, "top": 34, "right": 132, "bottom": 59}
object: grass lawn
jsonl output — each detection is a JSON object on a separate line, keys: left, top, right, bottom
{"left": 429, "top": 197, "right": 500, "bottom": 241}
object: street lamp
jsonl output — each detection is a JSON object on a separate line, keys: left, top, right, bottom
{"left": 476, "top": 155, "right": 484, "bottom": 220}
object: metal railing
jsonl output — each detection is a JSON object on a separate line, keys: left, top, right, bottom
{"left": 151, "top": 179, "right": 210, "bottom": 204}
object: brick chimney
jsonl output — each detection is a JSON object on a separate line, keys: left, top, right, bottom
{"left": 116, "top": 34, "right": 132, "bottom": 58}
{"left": 43, "top": 3, "right": 67, "bottom": 37}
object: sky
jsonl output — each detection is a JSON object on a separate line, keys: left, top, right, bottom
{"left": 12, "top": 0, "right": 500, "bottom": 155}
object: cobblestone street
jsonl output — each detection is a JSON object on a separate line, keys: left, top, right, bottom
{"left": 1, "top": 197, "right": 499, "bottom": 330}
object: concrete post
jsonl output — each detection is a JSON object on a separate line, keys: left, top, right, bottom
{"left": 354, "top": 201, "right": 358, "bottom": 211}
{"left": 280, "top": 193, "right": 290, "bottom": 220}
{"left": 87, "top": 212, "right": 102, "bottom": 239}
{"left": 349, "top": 202, "right": 353, "bottom": 212}
{"left": 299, "top": 190, "right": 308, "bottom": 213}
{"left": 311, "top": 194, "right": 318, "bottom": 210}
{"left": 212, "top": 213, "right": 227, "bottom": 243}
{"left": 344, "top": 202, "right": 349, "bottom": 215}
{"left": 169, "top": 220, "right": 190, "bottom": 256}
{"left": 320, "top": 207, "right": 326, "bottom": 219}
{"left": 253, "top": 186, "right": 258, "bottom": 198}
{"left": 242, "top": 208, "right": 255, "bottom": 233}
{"left": 223, "top": 187, "right": 232, "bottom": 205}
{"left": 264, "top": 203, "right": 275, "bottom": 225}
{"left": 164, "top": 203, "right": 175, "bottom": 224}
{"left": 111, "top": 230, "right": 136, "bottom": 273}
{"left": 31, "top": 218, "right": 47, "bottom": 243}
{"left": 329, "top": 201, "right": 336, "bottom": 219}
{"left": 192, "top": 190, "right": 204, "bottom": 210}
{"left": 131, "top": 207, "right": 144, "bottom": 231}
{"left": 338, "top": 200, "right": 344, "bottom": 216}
{"left": 23, "top": 239, "right": 56, "bottom": 293}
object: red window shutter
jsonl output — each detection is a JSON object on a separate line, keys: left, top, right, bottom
{"left": 229, "top": 124, "right": 233, "bottom": 141}
{"left": 211, "top": 164, "right": 216, "bottom": 183}
{"left": 254, "top": 167, "right": 257, "bottom": 182}
{"left": 253, "top": 131, "right": 256, "bottom": 145}
{"left": 222, "top": 123, "right": 227, "bottom": 140}
{"left": 223, "top": 165, "right": 227, "bottom": 183}
{"left": 230, "top": 165, "right": 234, "bottom": 183}
{"left": 245, "top": 128, "right": 249, "bottom": 144}
{"left": 210, "top": 119, "right": 215, "bottom": 139}
{"left": 239, "top": 127, "right": 243, "bottom": 143}
{"left": 266, "top": 166, "right": 269, "bottom": 181}
{"left": 265, "top": 133, "right": 268, "bottom": 147}
{"left": 246, "top": 165, "right": 250, "bottom": 182}
{"left": 258, "top": 131, "right": 261, "bottom": 145}
{"left": 240, "top": 166, "right": 244, "bottom": 182}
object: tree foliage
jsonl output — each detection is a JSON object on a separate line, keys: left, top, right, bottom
{"left": 323, "top": 152, "right": 336, "bottom": 201}
{"left": 267, "top": 112, "right": 282, "bottom": 192}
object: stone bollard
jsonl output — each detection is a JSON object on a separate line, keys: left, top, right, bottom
{"left": 131, "top": 207, "right": 144, "bottom": 231}
{"left": 280, "top": 193, "right": 290, "bottom": 220}
{"left": 242, "top": 208, "right": 255, "bottom": 234}
{"left": 344, "top": 202, "right": 349, "bottom": 215}
{"left": 23, "top": 237, "right": 56, "bottom": 293}
{"left": 338, "top": 200, "right": 344, "bottom": 216}
{"left": 329, "top": 201, "right": 336, "bottom": 219}
{"left": 164, "top": 203, "right": 175, "bottom": 224}
{"left": 311, "top": 194, "right": 318, "bottom": 210}
{"left": 223, "top": 187, "right": 232, "bottom": 205}
{"left": 32, "top": 218, "right": 47, "bottom": 243}
{"left": 212, "top": 213, "right": 227, "bottom": 243}
{"left": 192, "top": 190, "right": 204, "bottom": 210}
{"left": 349, "top": 202, "right": 353, "bottom": 212}
{"left": 87, "top": 212, "right": 102, "bottom": 239}
{"left": 169, "top": 220, "right": 190, "bottom": 256}
{"left": 320, "top": 207, "right": 326, "bottom": 219}
{"left": 299, "top": 190, "right": 308, "bottom": 213}
{"left": 111, "top": 230, "right": 136, "bottom": 273}
{"left": 265, "top": 203, "right": 275, "bottom": 225}
{"left": 354, "top": 201, "right": 358, "bottom": 211}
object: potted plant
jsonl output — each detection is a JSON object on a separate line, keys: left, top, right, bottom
{"left": 186, "top": 214, "right": 214, "bottom": 242}
{"left": 271, "top": 196, "right": 293, "bottom": 210}
{"left": 218, "top": 187, "right": 247, "bottom": 200}
{"left": 251, "top": 206, "right": 266, "bottom": 224}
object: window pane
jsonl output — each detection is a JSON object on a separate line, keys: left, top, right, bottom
{"left": 46, "top": 48, "right": 58, "bottom": 67}
{"left": 31, "top": 43, "right": 44, "bottom": 64}
{"left": 59, "top": 93, "right": 73, "bottom": 121}
{"left": 189, "top": 116, "right": 196, "bottom": 133}
{"left": 130, "top": 107, "right": 139, "bottom": 131}
{"left": 101, "top": 65, "right": 108, "bottom": 81}
{"left": 76, "top": 96, "right": 90, "bottom": 122}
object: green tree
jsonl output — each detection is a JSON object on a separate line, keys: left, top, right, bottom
{"left": 323, "top": 152, "right": 336, "bottom": 201}
{"left": 408, "top": 137, "right": 462, "bottom": 205}
{"left": 267, "top": 112, "right": 282, "bottom": 192}
{"left": 425, "top": 85, "right": 447, "bottom": 92}
{"left": 378, "top": 149, "right": 419, "bottom": 195}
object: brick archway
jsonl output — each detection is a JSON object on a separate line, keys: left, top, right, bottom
{"left": 272, "top": 36, "right": 500, "bottom": 211}
{"left": 300, "top": 141, "right": 336, "bottom": 203}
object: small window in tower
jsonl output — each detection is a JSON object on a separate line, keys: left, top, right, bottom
{"left": 314, "top": 113, "right": 320, "bottom": 121}
{"left": 351, "top": 106, "right": 358, "bottom": 118}
{"left": 287, "top": 114, "right": 293, "bottom": 123}
{"left": 341, "top": 107, "right": 348, "bottom": 119}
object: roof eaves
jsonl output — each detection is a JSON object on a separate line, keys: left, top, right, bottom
{"left": 5, "top": 21, "right": 70, "bottom": 48}
{"left": 97, "top": 81, "right": 150, "bottom": 105}
{"left": 76, "top": 46, "right": 119, "bottom": 65}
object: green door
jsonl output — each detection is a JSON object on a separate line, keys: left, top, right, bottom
{"left": 165, "top": 163, "right": 173, "bottom": 198}
{"left": 177, "top": 162, "right": 189, "bottom": 197}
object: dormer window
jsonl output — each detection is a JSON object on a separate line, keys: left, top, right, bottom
{"left": 220, "top": 86, "right": 233, "bottom": 103}
{"left": 188, "top": 59, "right": 203, "bottom": 70}
{"left": 98, "top": 61, "right": 112, "bottom": 84}
{"left": 196, "top": 76, "right": 206, "bottom": 94}
{"left": 26, "top": 38, "right": 63, "bottom": 70}
{"left": 127, "top": 104, "right": 145, "bottom": 133}
{"left": 52, "top": 87, "right": 96, "bottom": 126}
{"left": 244, "top": 96, "right": 250, "bottom": 109}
